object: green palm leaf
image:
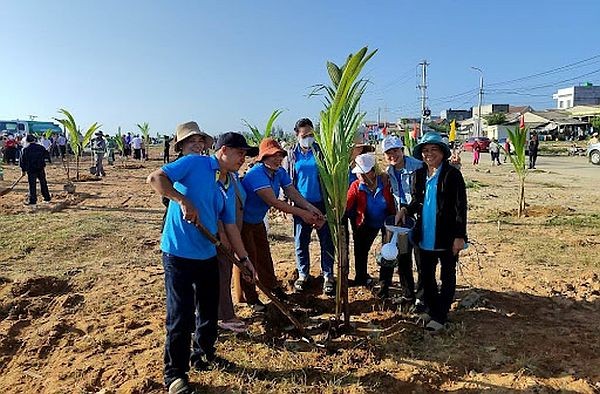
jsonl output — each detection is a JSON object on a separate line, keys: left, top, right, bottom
{"left": 312, "top": 47, "right": 377, "bottom": 325}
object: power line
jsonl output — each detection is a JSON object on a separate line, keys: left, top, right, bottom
{"left": 487, "top": 53, "right": 600, "bottom": 87}
{"left": 489, "top": 67, "right": 600, "bottom": 92}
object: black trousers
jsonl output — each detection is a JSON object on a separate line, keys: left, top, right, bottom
{"left": 529, "top": 151, "right": 538, "bottom": 168}
{"left": 415, "top": 248, "right": 457, "bottom": 324}
{"left": 352, "top": 223, "right": 382, "bottom": 283}
{"left": 27, "top": 170, "right": 51, "bottom": 204}
{"left": 162, "top": 253, "right": 219, "bottom": 387}
{"left": 379, "top": 244, "right": 416, "bottom": 299}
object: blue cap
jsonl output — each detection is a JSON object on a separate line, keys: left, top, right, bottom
{"left": 412, "top": 132, "right": 451, "bottom": 161}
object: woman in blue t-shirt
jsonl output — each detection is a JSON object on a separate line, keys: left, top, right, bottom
{"left": 240, "top": 138, "right": 324, "bottom": 311}
{"left": 346, "top": 153, "right": 395, "bottom": 287}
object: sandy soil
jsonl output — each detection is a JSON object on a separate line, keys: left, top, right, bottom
{"left": 0, "top": 149, "right": 599, "bottom": 393}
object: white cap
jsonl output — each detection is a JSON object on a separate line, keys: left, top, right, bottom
{"left": 381, "top": 136, "right": 403, "bottom": 152}
{"left": 352, "top": 153, "right": 376, "bottom": 174}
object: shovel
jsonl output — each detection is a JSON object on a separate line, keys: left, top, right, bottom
{"left": 192, "top": 221, "right": 315, "bottom": 344}
{"left": 0, "top": 174, "right": 25, "bottom": 197}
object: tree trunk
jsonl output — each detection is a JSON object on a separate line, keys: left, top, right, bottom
{"left": 335, "top": 219, "right": 351, "bottom": 327}
{"left": 518, "top": 177, "right": 525, "bottom": 217}
{"left": 76, "top": 155, "right": 80, "bottom": 180}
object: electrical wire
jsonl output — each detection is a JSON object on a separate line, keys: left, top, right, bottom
{"left": 487, "top": 54, "right": 600, "bottom": 87}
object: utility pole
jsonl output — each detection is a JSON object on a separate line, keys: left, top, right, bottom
{"left": 418, "top": 60, "right": 429, "bottom": 138}
{"left": 471, "top": 67, "right": 484, "bottom": 137}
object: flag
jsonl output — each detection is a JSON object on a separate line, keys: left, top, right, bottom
{"left": 381, "top": 126, "right": 388, "bottom": 136}
{"left": 449, "top": 120, "right": 457, "bottom": 142}
{"left": 519, "top": 114, "right": 525, "bottom": 129}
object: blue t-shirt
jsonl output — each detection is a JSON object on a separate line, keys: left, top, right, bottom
{"left": 420, "top": 166, "right": 442, "bottom": 250}
{"left": 393, "top": 169, "right": 405, "bottom": 204}
{"left": 348, "top": 169, "right": 358, "bottom": 186}
{"left": 161, "top": 155, "right": 236, "bottom": 259}
{"left": 294, "top": 148, "right": 322, "bottom": 203}
{"left": 359, "top": 178, "right": 389, "bottom": 229}
{"left": 242, "top": 163, "right": 292, "bottom": 224}
{"left": 231, "top": 172, "right": 247, "bottom": 208}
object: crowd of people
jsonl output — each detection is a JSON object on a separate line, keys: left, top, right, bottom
{"left": 1, "top": 132, "right": 67, "bottom": 165}
{"left": 148, "top": 119, "right": 469, "bottom": 394}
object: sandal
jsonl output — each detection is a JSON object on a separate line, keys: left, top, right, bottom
{"left": 218, "top": 320, "right": 246, "bottom": 333}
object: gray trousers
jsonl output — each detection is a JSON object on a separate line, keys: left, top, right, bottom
{"left": 94, "top": 153, "right": 105, "bottom": 176}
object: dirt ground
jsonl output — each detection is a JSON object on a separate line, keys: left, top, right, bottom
{"left": 0, "top": 149, "right": 599, "bottom": 393}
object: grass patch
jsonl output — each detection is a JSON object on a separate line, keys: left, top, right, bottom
{"left": 465, "top": 179, "right": 488, "bottom": 190}
{"left": 546, "top": 214, "right": 600, "bottom": 228}
{"left": 0, "top": 212, "right": 118, "bottom": 249}
{"left": 530, "top": 180, "right": 564, "bottom": 188}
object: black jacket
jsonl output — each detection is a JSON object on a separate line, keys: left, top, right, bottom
{"left": 20, "top": 143, "right": 47, "bottom": 173}
{"left": 407, "top": 162, "right": 468, "bottom": 250}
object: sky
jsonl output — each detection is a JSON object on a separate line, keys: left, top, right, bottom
{"left": 2, "top": 0, "right": 600, "bottom": 136}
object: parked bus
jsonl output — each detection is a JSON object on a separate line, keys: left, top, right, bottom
{"left": 0, "top": 120, "right": 62, "bottom": 135}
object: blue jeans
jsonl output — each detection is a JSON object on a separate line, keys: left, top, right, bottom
{"left": 294, "top": 201, "right": 334, "bottom": 279}
{"left": 162, "top": 252, "right": 219, "bottom": 387}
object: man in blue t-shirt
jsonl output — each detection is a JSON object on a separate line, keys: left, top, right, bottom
{"left": 147, "top": 121, "right": 255, "bottom": 394}
{"left": 284, "top": 118, "right": 335, "bottom": 296}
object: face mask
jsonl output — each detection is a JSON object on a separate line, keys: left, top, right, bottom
{"left": 299, "top": 136, "right": 314, "bottom": 149}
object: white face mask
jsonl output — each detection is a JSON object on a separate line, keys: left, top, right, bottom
{"left": 299, "top": 136, "right": 314, "bottom": 149}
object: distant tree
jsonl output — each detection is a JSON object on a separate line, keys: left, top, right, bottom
{"left": 591, "top": 116, "right": 600, "bottom": 132}
{"left": 483, "top": 113, "right": 507, "bottom": 126}
{"left": 427, "top": 121, "right": 450, "bottom": 133}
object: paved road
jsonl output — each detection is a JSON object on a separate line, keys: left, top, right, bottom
{"left": 534, "top": 155, "right": 599, "bottom": 179}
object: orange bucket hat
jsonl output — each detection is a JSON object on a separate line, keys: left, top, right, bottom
{"left": 257, "top": 138, "right": 287, "bottom": 161}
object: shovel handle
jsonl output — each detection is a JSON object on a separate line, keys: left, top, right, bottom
{"left": 192, "top": 221, "right": 310, "bottom": 340}
{"left": 0, "top": 174, "right": 25, "bottom": 197}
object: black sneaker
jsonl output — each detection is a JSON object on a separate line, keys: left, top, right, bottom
{"left": 272, "top": 287, "right": 288, "bottom": 301}
{"left": 294, "top": 276, "right": 308, "bottom": 292}
{"left": 376, "top": 284, "right": 389, "bottom": 299}
{"left": 323, "top": 277, "right": 336, "bottom": 297}
{"left": 249, "top": 300, "right": 266, "bottom": 313}
{"left": 192, "top": 354, "right": 233, "bottom": 372}
{"left": 410, "top": 300, "right": 427, "bottom": 314}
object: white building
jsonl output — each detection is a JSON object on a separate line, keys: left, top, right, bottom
{"left": 553, "top": 84, "right": 600, "bottom": 109}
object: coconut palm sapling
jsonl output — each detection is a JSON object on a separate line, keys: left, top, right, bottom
{"left": 137, "top": 122, "right": 150, "bottom": 160}
{"left": 243, "top": 109, "right": 284, "bottom": 145}
{"left": 504, "top": 126, "right": 529, "bottom": 217}
{"left": 311, "top": 47, "right": 377, "bottom": 326}
{"left": 54, "top": 108, "right": 101, "bottom": 180}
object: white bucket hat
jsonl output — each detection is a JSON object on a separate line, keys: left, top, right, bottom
{"left": 352, "top": 153, "right": 376, "bottom": 174}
